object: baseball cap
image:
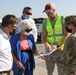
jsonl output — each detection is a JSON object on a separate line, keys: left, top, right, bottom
{"left": 43, "top": 3, "right": 56, "bottom": 12}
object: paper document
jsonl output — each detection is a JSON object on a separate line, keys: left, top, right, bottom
{"left": 38, "top": 49, "right": 57, "bottom": 58}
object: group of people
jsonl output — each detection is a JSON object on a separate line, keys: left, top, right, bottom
{"left": 41, "top": 3, "right": 76, "bottom": 75}
{"left": 0, "top": 2, "right": 76, "bottom": 75}
{"left": 0, "top": 6, "right": 39, "bottom": 75}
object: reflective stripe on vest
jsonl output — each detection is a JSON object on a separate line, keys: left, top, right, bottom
{"left": 46, "top": 15, "right": 64, "bottom": 49}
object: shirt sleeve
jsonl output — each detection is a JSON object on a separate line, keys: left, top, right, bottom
{"left": 42, "top": 19, "right": 46, "bottom": 31}
{"left": 61, "top": 16, "right": 65, "bottom": 34}
{"left": 63, "top": 36, "right": 76, "bottom": 63}
{"left": 29, "top": 34, "right": 36, "bottom": 51}
{"left": 0, "top": 37, "right": 2, "bottom": 50}
{"left": 30, "top": 19, "right": 37, "bottom": 42}
{"left": 32, "top": 21, "right": 37, "bottom": 42}
{"left": 10, "top": 35, "right": 17, "bottom": 53}
{"left": 55, "top": 36, "right": 76, "bottom": 64}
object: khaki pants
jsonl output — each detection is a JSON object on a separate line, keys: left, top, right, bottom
{"left": 46, "top": 51, "right": 63, "bottom": 75}
{"left": 0, "top": 70, "right": 13, "bottom": 75}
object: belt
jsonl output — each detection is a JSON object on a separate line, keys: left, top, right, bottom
{"left": 0, "top": 70, "right": 11, "bottom": 74}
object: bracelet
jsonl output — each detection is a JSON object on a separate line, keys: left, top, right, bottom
{"left": 57, "top": 44, "right": 60, "bottom": 47}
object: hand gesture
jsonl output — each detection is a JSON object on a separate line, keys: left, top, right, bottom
{"left": 40, "top": 56, "right": 49, "bottom": 61}
{"left": 52, "top": 45, "right": 57, "bottom": 49}
{"left": 17, "top": 61, "right": 24, "bottom": 70}
{"left": 52, "top": 45, "right": 62, "bottom": 52}
{"left": 45, "top": 42, "right": 52, "bottom": 51}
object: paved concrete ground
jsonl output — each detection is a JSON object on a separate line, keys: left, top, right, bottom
{"left": 34, "top": 57, "right": 47, "bottom": 75}
{"left": 34, "top": 44, "right": 58, "bottom": 75}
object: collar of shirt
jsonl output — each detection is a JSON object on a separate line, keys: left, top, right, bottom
{"left": 0, "top": 28, "right": 9, "bottom": 39}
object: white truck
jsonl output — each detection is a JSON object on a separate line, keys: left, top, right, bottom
{"left": 33, "top": 18, "right": 45, "bottom": 42}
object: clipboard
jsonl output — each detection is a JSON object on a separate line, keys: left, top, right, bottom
{"left": 38, "top": 48, "right": 57, "bottom": 58}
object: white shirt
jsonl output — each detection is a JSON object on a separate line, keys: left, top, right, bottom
{"left": 0, "top": 29, "right": 13, "bottom": 71}
{"left": 17, "top": 17, "right": 37, "bottom": 42}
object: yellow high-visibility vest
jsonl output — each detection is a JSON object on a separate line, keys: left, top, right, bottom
{"left": 46, "top": 15, "right": 64, "bottom": 49}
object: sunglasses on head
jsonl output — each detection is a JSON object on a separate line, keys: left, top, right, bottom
{"left": 25, "top": 28, "right": 32, "bottom": 32}
{"left": 25, "top": 12, "right": 32, "bottom": 15}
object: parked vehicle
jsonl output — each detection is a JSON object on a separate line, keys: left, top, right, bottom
{"left": 33, "top": 18, "right": 46, "bottom": 42}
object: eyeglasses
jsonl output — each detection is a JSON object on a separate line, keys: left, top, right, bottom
{"left": 25, "top": 28, "right": 32, "bottom": 32}
{"left": 25, "top": 12, "right": 32, "bottom": 15}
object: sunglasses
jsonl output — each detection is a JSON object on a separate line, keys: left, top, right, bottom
{"left": 45, "top": 10, "right": 53, "bottom": 15}
{"left": 25, "top": 12, "right": 32, "bottom": 15}
{"left": 25, "top": 28, "right": 32, "bottom": 32}
{"left": 46, "top": 11, "right": 51, "bottom": 15}
{"left": 45, "top": 11, "right": 52, "bottom": 15}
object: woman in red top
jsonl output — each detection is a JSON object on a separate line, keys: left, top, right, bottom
{"left": 10, "top": 19, "right": 40, "bottom": 75}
